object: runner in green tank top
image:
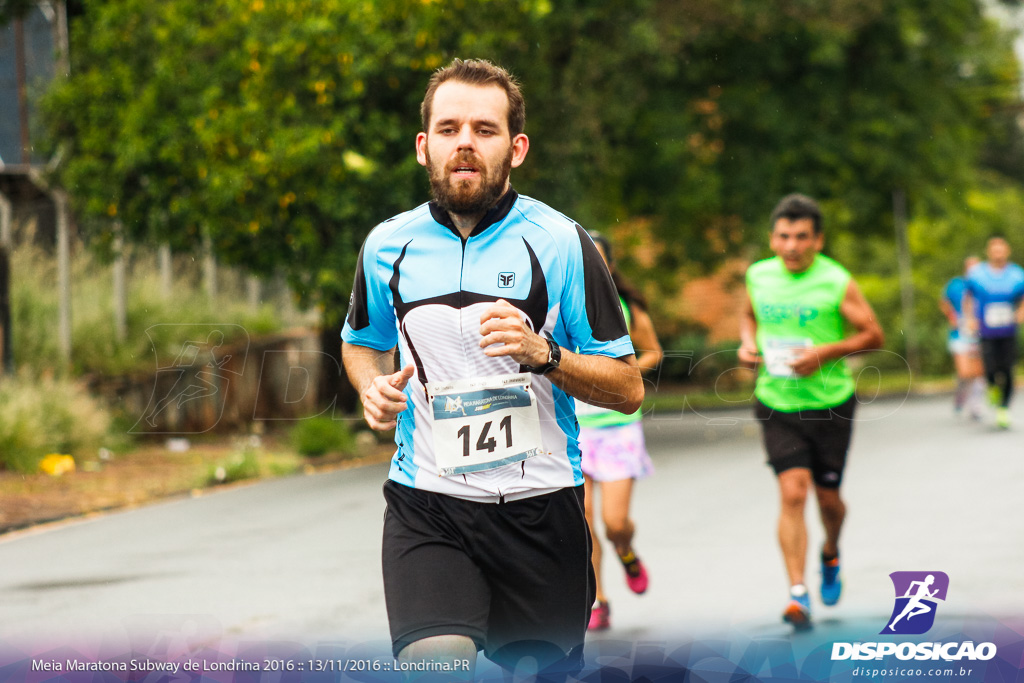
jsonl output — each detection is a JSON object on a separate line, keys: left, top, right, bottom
{"left": 746, "top": 253, "right": 856, "bottom": 411}
{"left": 738, "top": 194, "right": 884, "bottom": 631}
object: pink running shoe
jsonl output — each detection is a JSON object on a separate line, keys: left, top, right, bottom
{"left": 588, "top": 600, "right": 610, "bottom": 631}
{"left": 619, "top": 550, "right": 649, "bottom": 594}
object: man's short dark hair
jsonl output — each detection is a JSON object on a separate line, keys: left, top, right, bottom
{"left": 770, "top": 193, "right": 823, "bottom": 235}
{"left": 421, "top": 58, "right": 526, "bottom": 138}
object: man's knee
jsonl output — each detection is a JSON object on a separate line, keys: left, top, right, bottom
{"left": 399, "top": 634, "right": 477, "bottom": 678}
{"left": 778, "top": 469, "right": 811, "bottom": 510}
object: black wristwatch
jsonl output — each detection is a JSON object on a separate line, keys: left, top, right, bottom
{"left": 527, "top": 332, "right": 562, "bottom": 374}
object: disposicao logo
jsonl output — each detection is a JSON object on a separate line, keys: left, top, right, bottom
{"left": 831, "top": 571, "right": 997, "bottom": 663}
{"left": 883, "top": 571, "right": 949, "bottom": 635}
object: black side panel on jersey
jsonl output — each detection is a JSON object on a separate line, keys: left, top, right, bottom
{"left": 346, "top": 243, "right": 370, "bottom": 331}
{"left": 576, "top": 225, "right": 629, "bottom": 343}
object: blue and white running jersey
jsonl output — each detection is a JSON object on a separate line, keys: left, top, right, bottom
{"left": 342, "top": 189, "right": 634, "bottom": 500}
{"left": 965, "top": 262, "right": 1024, "bottom": 339}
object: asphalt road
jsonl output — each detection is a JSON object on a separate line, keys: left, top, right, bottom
{"left": 1, "top": 394, "right": 1021, "bottom": 661}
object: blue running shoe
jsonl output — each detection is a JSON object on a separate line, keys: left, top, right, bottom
{"left": 783, "top": 585, "right": 812, "bottom": 630}
{"left": 821, "top": 553, "right": 842, "bottom": 606}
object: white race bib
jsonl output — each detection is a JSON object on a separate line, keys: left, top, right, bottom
{"left": 427, "top": 373, "right": 543, "bottom": 477}
{"left": 983, "top": 302, "right": 1015, "bottom": 329}
{"left": 762, "top": 337, "right": 813, "bottom": 378}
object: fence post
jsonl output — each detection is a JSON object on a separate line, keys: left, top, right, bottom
{"left": 202, "top": 230, "right": 217, "bottom": 301}
{"left": 158, "top": 243, "right": 173, "bottom": 298}
{"left": 113, "top": 223, "right": 127, "bottom": 342}
{"left": 893, "top": 188, "right": 919, "bottom": 375}
{"left": 247, "top": 275, "right": 260, "bottom": 312}
{"left": 55, "top": 189, "right": 72, "bottom": 366}
{"left": 0, "top": 192, "right": 12, "bottom": 246}
{"left": 0, "top": 192, "right": 11, "bottom": 374}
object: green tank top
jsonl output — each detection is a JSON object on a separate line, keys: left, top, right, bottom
{"left": 746, "top": 254, "right": 855, "bottom": 411}
{"left": 576, "top": 296, "right": 643, "bottom": 428}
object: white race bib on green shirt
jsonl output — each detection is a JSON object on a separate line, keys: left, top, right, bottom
{"left": 762, "top": 337, "right": 813, "bottom": 379}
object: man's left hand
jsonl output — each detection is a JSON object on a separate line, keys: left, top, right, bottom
{"left": 479, "top": 299, "right": 548, "bottom": 366}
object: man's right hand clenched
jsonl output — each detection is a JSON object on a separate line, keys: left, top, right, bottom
{"left": 362, "top": 364, "right": 415, "bottom": 431}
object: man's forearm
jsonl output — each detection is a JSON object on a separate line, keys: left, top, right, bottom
{"left": 342, "top": 342, "right": 396, "bottom": 395}
{"left": 547, "top": 352, "right": 643, "bottom": 414}
{"left": 818, "top": 328, "right": 884, "bottom": 362}
{"left": 939, "top": 300, "right": 958, "bottom": 327}
{"left": 962, "top": 293, "right": 976, "bottom": 324}
{"left": 739, "top": 311, "right": 758, "bottom": 350}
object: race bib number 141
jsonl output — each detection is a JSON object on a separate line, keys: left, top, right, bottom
{"left": 427, "top": 373, "right": 543, "bottom": 477}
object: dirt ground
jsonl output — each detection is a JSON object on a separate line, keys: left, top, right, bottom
{"left": 0, "top": 437, "right": 392, "bottom": 535}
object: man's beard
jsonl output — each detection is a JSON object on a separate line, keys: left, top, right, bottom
{"left": 426, "top": 147, "right": 512, "bottom": 218}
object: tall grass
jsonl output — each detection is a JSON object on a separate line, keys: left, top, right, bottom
{"left": 10, "top": 244, "right": 315, "bottom": 377}
{"left": 2, "top": 242, "right": 317, "bottom": 470}
{"left": 0, "top": 373, "right": 112, "bottom": 472}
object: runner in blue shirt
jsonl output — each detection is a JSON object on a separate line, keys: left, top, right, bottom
{"left": 341, "top": 59, "right": 644, "bottom": 680}
{"left": 939, "top": 256, "right": 984, "bottom": 418}
{"left": 963, "top": 236, "right": 1024, "bottom": 429}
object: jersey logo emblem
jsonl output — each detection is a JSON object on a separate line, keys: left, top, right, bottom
{"left": 498, "top": 272, "right": 515, "bottom": 288}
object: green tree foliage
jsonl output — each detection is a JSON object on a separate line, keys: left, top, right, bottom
{"left": 519, "top": 0, "right": 1022, "bottom": 276}
{"left": 41, "top": 0, "right": 558, "bottom": 326}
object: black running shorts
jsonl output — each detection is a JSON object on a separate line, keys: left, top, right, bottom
{"left": 753, "top": 395, "right": 856, "bottom": 488}
{"left": 381, "top": 480, "right": 594, "bottom": 672}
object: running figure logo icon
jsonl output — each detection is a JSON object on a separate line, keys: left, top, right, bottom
{"left": 882, "top": 571, "right": 950, "bottom": 635}
{"left": 444, "top": 395, "right": 466, "bottom": 415}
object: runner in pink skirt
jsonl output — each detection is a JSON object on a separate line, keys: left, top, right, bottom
{"left": 580, "top": 232, "right": 663, "bottom": 631}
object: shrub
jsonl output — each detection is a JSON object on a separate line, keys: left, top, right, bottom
{"left": 0, "top": 374, "right": 113, "bottom": 473}
{"left": 207, "top": 447, "right": 262, "bottom": 485}
{"left": 290, "top": 416, "right": 354, "bottom": 457}
{"left": 658, "top": 333, "right": 747, "bottom": 387}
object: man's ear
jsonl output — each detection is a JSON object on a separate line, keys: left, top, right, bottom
{"left": 510, "top": 134, "right": 530, "bottom": 169}
{"left": 415, "top": 132, "right": 428, "bottom": 167}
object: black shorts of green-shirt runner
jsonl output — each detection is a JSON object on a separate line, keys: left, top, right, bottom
{"left": 754, "top": 395, "right": 856, "bottom": 488}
